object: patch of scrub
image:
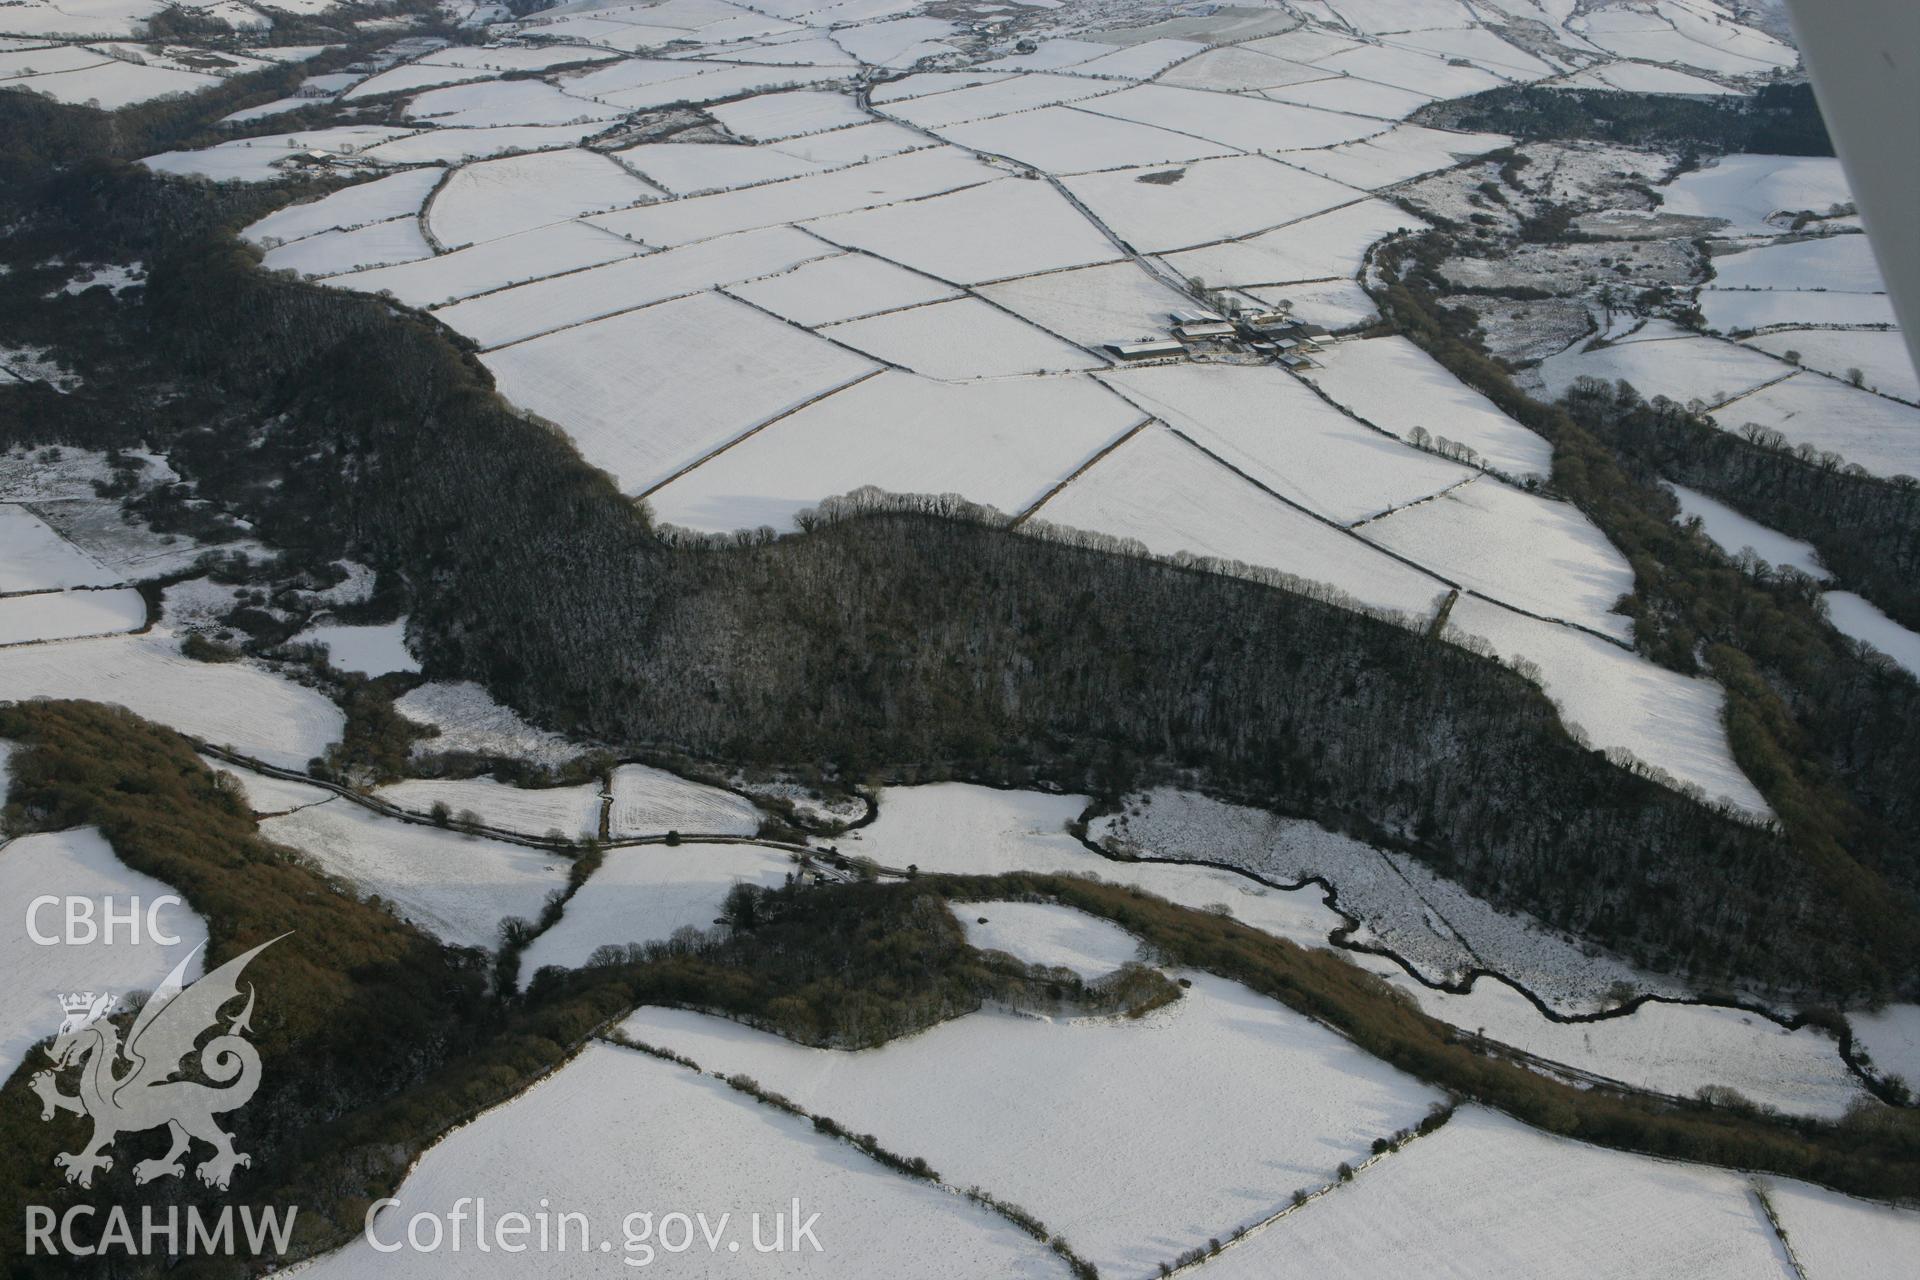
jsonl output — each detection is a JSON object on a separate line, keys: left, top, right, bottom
{"left": 394, "top": 681, "right": 588, "bottom": 771}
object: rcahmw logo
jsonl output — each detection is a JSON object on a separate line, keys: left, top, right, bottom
{"left": 27, "top": 894, "right": 186, "bottom": 945}
{"left": 23, "top": 936, "right": 300, "bottom": 1259}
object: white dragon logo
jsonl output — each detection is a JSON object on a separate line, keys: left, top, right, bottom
{"left": 30, "top": 937, "right": 281, "bottom": 1191}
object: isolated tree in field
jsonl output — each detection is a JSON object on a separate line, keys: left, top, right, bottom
{"left": 1847, "top": 367, "right": 1865, "bottom": 387}
{"left": 430, "top": 799, "right": 452, "bottom": 827}
{"left": 722, "top": 881, "right": 762, "bottom": 931}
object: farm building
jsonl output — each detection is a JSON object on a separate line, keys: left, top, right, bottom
{"left": 1106, "top": 339, "right": 1187, "bottom": 361}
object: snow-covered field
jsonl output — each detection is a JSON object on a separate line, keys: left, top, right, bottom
{"left": 876, "top": 70, "right": 1114, "bottom": 128}
{"left": 483, "top": 291, "right": 877, "bottom": 496}
{"left": 290, "top": 619, "right": 418, "bottom": 676}
{"left": 403, "top": 78, "right": 624, "bottom": 129}
{"left": 425, "top": 44, "right": 620, "bottom": 74}
{"left": 1851, "top": 1004, "right": 1920, "bottom": 1093}
{"left": 807, "top": 178, "right": 1121, "bottom": 285}
{"left": 1096, "top": 362, "right": 1472, "bottom": 526}
{"left": 957, "top": 901, "right": 1145, "bottom": 978}
{"left": 1361, "top": 478, "right": 1636, "bottom": 640}
{"left": 0, "top": 826, "right": 207, "bottom": 1088}
{"left": 0, "top": 505, "right": 120, "bottom": 591}
{"left": 1765, "top": 1180, "right": 1920, "bottom": 1280}
{"left": 820, "top": 297, "right": 1099, "bottom": 379}
{"left": 869, "top": 68, "right": 1013, "bottom": 103}
{"left": 359, "top": 124, "right": 612, "bottom": 167}
{"left": 3, "top": 48, "right": 223, "bottom": 108}
{"left": 436, "top": 226, "right": 834, "bottom": 348}
{"left": 1710, "top": 234, "right": 1886, "bottom": 293}
{"left": 145, "top": 126, "right": 420, "bottom": 183}
{"left": 1308, "top": 46, "right": 1507, "bottom": 101}
{"left": 1060, "top": 155, "right": 1358, "bottom": 255}
{"left": 608, "top": 764, "right": 762, "bottom": 837}
{"left": 426, "top": 148, "right": 660, "bottom": 249}
{"left": 1305, "top": 336, "right": 1553, "bottom": 479}
{"left": 0, "top": 587, "right": 146, "bottom": 645}
{"left": 1152, "top": 42, "right": 1329, "bottom": 93}
{"left": 976, "top": 260, "right": 1191, "bottom": 348}
{"left": 624, "top": 973, "right": 1443, "bottom": 1277}
{"left": 645, "top": 370, "right": 1137, "bottom": 533}
{"left": 1563, "top": 61, "right": 1739, "bottom": 95}
{"left": 936, "top": 104, "right": 1232, "bottom": 173}
{"left": 1658, "top": 154, "right": 1854, "bottom": 236}
{"left": 341, "top": 62, "right": 497, "bottom": 101}
{"left": 521, "top": 841, "right": 795, "bottom": 976}
{"left": 1282, "top": 124, "right": 1512, "bottom": 190}
{"left": 1700, "top": 287, "right": 1898, "bottom": 332}
{"left": 587, "top": 147, "right": 995, "bottom": 248}
{"left": 1535, "top": 332, "right": 1786, "bottom": 409}
{"left": 1444, "top": 596, "right": 1771, "bottom": 815}
{"left": 1081, "top": 83, "right": 1383, "bottom": 154}
{"left": 327, "top": 221, "right": 641, "bottom": 309}
{"left": 261, "top": 801, "right": 568, "bottom": 951}
{"left": 374, "top": 776, "right": 601, "bottom": 840}
{"left": 1713, "top": 373, "right": 1920, "bottom": 478}
{"left": 1241, "top": 277, "right": 1379, "bottom": 330}
{"left": 844, "top": 783, "right": 1094, "bottom": 879}
{"left": 1823, "top": 592, "right": 1920, "bottom": 679}
{"left": 709, "top": 88, "right": 869, "bottom": 140}
{"left": 611, "top": 139, "right": 822, "bottom": 195}
{"left": 1351, "top": 954, "right": 1865, "bottom": 1117}
{"left": 1743, "top": 329, "right": 1918, "bottom": 403}
{"left": 1266, "top": 73, "right": 1437, "bottom": 120}
{"left": 199, "top": 755, "right": 333, "bottom": 816}
{"left": 1032, "top": 423, "right": 1452, "bottom": 620}
{"left": 1666, "top": 482, "right": 1828, "bottom": 578}
{"left": 1163, "top": 199, "right": 1426, "bottom": 289}
{"left": 0, "top": 629, "right": 342, "bottom": 768}
{"left": 1196, "top": 1106, "right": 1799, "bottom": 1280}
{"left": 776, "top": 125, "right": 934, "bottom": 170}
{"left": 290, "top": 1043, "right": 1068, "bottom": 1278}
{"left": 726, "top": 250, "right": 957, "bottom": 327}
{"left": 260, "top": 218, "right": 433, "bottom": 279}
{"left": 241, "top": 167, "right": 442, "bottom": 248}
